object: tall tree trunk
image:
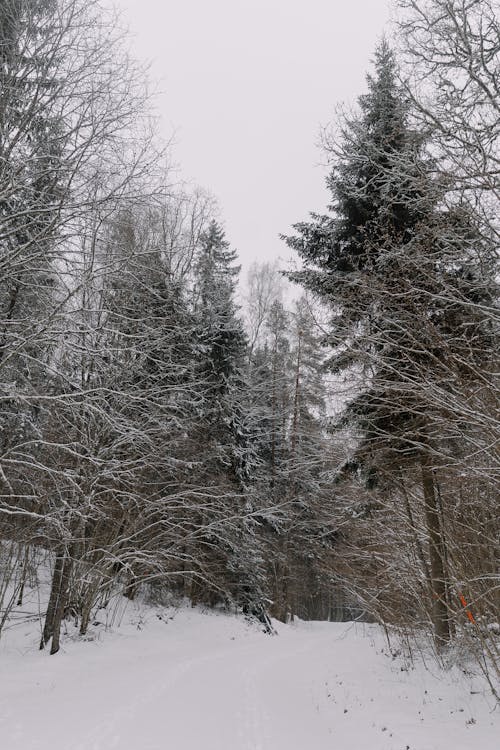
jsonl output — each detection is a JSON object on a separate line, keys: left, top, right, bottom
{"left": 40, "top": 551, "right": 65, "bottom": 649}
{"left": 270, "top": 344, "right": 278, "bottom": 481}
{"left": 50, "top": 553, "right": 73, "bottom": 655}
{"left": 434, "top": 475, "right": 455, "bottom": 637}
{"left": 399, "top": 470, "right": 432, "bottom": 595}
{"left": 421, "top": 451, "right": 451, "bottom": 647}
{"left": 290, "top": 330, "right": 302, "bottom": 457}
{"left": 40, "top": 548, "right": 73, "bottom": 653}
{"left": 16, "top": 544, "right": 30, "bottom": 607}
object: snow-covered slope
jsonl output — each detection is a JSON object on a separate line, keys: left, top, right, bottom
{"left": 0, "top": 603, "right": 498, "bottom": 750}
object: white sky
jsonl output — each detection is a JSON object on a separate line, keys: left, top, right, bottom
{"left": 113, "top": 0, "right": 392, "bottom": 273}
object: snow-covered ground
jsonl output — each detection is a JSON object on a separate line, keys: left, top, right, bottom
{"left": 0, "top": 601, "right": 498, "bottom": 750}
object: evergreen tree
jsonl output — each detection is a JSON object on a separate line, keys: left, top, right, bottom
{"left": 191, "top": 221, "right": 269, "bottom": 620}
{"left": 284, "top": 41, "right": 497, "bottom": 644}
{"left": 193, "top": 221, "right": 251, "bottom": 480}
{"left": 0, "top": 0, "right": 64, "bottom": 547}
{"left": 195, "top": 221, "right": 246, "bottom": 387}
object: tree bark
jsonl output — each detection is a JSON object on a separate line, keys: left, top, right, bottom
{"left": 40, "top": 551, "right": 65, "bottom": 649}
{"left": 50, "top": 554, "right": 73, "bottom": 655}
{"left": 420, "top": 451, "right": 451, "bottom": 647}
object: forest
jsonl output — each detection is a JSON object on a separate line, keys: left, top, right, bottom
{"left": 0, "top": 0, "right": 498, "bottom": 693}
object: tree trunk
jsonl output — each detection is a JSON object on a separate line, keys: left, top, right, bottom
{"left": 40, "top": 551, "right": 65, "bottom": 649}
{"left": 16, "top": 544, "right": 30, "bottom": 607}
{"left": 50, "top": 554, "right": 73, "bottom": 655}
{"left": 290, "top": 330, "right": 302, "bottom": 457}
{"left": 421, "top": 451, "right": 451, "bottom": 647}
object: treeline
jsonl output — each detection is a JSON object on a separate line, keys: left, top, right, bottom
{"left": 0, "top": 0, "right": 498, "bottom": 685}
{"left": 0, "top": 0, "right": 340, "bottom": 653}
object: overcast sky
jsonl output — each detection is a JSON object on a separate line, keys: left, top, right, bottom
{"left": 113, "top": 0, "right": 392, "bottom": 274}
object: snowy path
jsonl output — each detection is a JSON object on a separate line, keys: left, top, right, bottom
{"left": 0, "top": 607, "right": 498, "bottom": 750}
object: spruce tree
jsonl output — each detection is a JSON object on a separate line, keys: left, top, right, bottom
{"left": 191, "top": 221, "right": 268, "bottom": 619}
{"left": 284, "top": 41, "right": 496, "bottom": 645}
{"left": 0, "top": 0, "right": 64, "bottom": 549}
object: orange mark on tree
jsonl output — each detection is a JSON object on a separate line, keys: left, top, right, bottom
{"left": 459, "top": 593, "right": 476, "bottom": 625}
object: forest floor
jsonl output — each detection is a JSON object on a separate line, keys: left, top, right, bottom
{"left": 0, "top": 597, "right": 498, "bottom": 750}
